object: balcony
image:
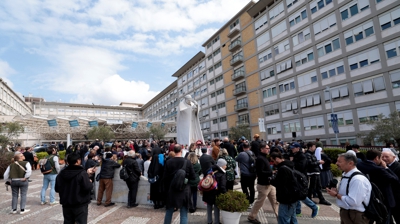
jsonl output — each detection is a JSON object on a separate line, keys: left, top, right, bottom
{"left": 228, "top": 27, "right": 240, "bottom": 38}
{"left": 229, "top": 39, "right": 241, "bottom": 52}
{"left": 231, "top": 70, "right": 245, "bottom": 81}
{"left": 230, "top": 55, "right": 243, "bottom": 67}
{"left": 234, "top": 102, "right": 248, "bottom": 111}
{"left": 233, "top": 86, "right": 246, "bottom": 96}
{"left": 236, "top": 120, "right": 249, "bottom": 126}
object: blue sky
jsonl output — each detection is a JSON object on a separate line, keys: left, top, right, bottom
{"left": 0, "top": 0, "right": 251, "bottom": 105}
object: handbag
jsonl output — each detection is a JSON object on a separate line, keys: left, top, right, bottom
{"left": 198, "top": 169, "right": 218, "bottom": 192}
{"left": 148, "top": 175, "right": 159, "bottom": 184}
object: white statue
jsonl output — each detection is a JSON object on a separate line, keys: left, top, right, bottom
{"left": 177, "top": 95, "right": 204, "bottom": 146}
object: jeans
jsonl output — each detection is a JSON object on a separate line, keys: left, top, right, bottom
{"left": 296, "top": 197, "right": 318, "bottom": 214}
{"left": 164, "top": 206, "right": 188, "bottom": 224}
{"left": 11, "top": 180, "right": 29, "bottom": 210}
{"left": 240, "top": 175, "right": 256, "bottom": 204}
{"left": 62, "top": 204, "right": 88, "bottom": 224}
{"left": 249, "top": 184, "right": 278, "bottom": 219}
{"left": 41, "top": 174, "right": 57, "bottom": 203}
{"left": 190, "top": 186, "right": 197, "bottom": 210}
{"left": 278, "top": 203, "right": 298, "bottom": 224}
{"left": 207, "top": 203, "right": 220, "bottom": 224}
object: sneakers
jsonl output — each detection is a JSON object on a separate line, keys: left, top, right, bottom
{"left": 49, "top": 201, "right": 59, "bottom": 205}
{"left": 41, "top": 201, "right": 47, "bottom": 205}
{"left": 247, "top": 217, "right": 261, "bottom": 224}
{"left": 319, "top": 200, "right": 332, "bottom": 206}
{"left": 312, "top": 206, "right": 320, "bottom": 218}
{"left": 20, "top": 209, "right": 30, "bottom": 214}
{"left": 296, "top": 213, "right": 302, "bottom": 217}
{"left": 10, "top": 210, "right": 17, "bottom": 214}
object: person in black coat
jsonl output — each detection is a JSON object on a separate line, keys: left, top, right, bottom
{"left": 123, "top": 151, "right": 142, "bottom": 208}
{"left": 23, "top": 147, "right": 35, "bottom": 168}
{"left": 202, "top": 160, "right": 227, "bottom": 224}
{"left": 148, "top": 147, "right": 165, "bottom": 209}
{"left": 55, "top": 152, "right": 95, "bottom": 224}
{"left": 250, "top": 134, "right": 261, "bottom": 157}
{"left": 357, "top": 149, "right": 400, "bottom": 223}
{"left": 163, "top": 144, "right": 195, "bottom": 224}
{"left": 199, "top": 148, "right": 216, "bottom": 176}
{"left": 221, "top": 138, "right": 237, "bottom": 158}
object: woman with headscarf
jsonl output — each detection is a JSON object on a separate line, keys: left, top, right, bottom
{"left": 147, "top": 146, "right": 165, "bottom": 209}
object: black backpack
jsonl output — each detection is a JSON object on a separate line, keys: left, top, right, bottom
{"left": 245, "top": 151, "right": 257, "bottom": 173}
{"left": 282, "top": 165, "right": 308, "bottom": 200}
{"left": 169, "top": 159, "right": 188, "bottom": 191}
{"left": 346, "top": 172, "right": 388, "bottom": 224}
{"left": 119, "top": 165, "right": 130, "bottom": 180}
{"left": 39, "top": 155, "right": 55, "bottom": 175}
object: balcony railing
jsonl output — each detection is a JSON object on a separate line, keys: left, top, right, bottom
{"left": 230, "top": 55, "right": 243, "bottom": 67}
{"left": 231, "top": 70, "right": 245, "bottom": 81}
{"left": 229, "top": 39, "right": 241, "bottom": 52}
{"left": 233, "top": 86, "right": 247, "bottom": 96}
{"left": 228, "top": 27, "right": 240, "bottom": 38}
{"left": 234, "top": 102, "right": 248, "bottom": 111}
{"left": 236, "top": 120, "right": 249, "bottom": 126}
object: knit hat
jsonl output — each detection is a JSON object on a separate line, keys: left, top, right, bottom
{"left": 217, "top": 158, "right": 227, "bottom": 167}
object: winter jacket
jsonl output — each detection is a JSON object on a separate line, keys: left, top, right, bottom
{"left": 123, "top": 157, "right": 141, "bottom": 182}
{"left": 202, "top": 165, "right": 227, "bottom": 205}
{"left": 321, "top": 153, "right": 331, "bottom": 171}
{"left": 292, "top": 151, "right": 307, "bottom": 174}
{"left": 55, "top": 165, "right": 93, "bottom": 207}
{"left": 304, "top": 150, "right": 321, "bottom": 174}
{"left": 199, "top": 154, "right": 215, "bottom": 176}
{"left": 250, "top": 140, "right": 261, "bottom": 157}
{"left": 99, "top": 159, "right": 121, "bottom": 179}
{"left": 271, "top": 160, "right": 297, "bottom": 204}
{"left": 189, "top": 162, "right": 201, "bottom": 187}
{"left": 256, "top": 152, "right": 273, "bottom": 185}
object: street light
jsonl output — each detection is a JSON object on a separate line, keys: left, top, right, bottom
{"left": 325, "top": 86, "right": 339, "bottom": 145}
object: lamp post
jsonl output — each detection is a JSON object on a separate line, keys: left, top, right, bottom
{"left": 325, "top": 86, "right": 339, "bottom": 145}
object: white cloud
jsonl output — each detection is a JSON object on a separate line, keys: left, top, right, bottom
{"left": 0, "top": 59, "right": 16, "bottom": 88}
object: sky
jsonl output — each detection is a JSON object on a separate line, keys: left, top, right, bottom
{"left": 0, "top": 0, "right": 252, "bottom": 106}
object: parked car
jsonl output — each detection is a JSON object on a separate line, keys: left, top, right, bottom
{"left": 33, "top": 146, "right": 48, "bottom": 153}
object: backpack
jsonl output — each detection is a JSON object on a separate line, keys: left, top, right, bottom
{"left": 346, "top": 172, "right": 388, "bottom": 224}
{"left": 39, "top": 155, "right": 55, "bottom": 174}
{"left": 282, "top": 165, "right": 308, "bottom": 200}
{"left": 169, "top": 159, "right": 188, "bottom": 191}
{"left": 198, "top": 169, "right": 218, "bottom": 192}
{"left": 245, "top": 151, "right": 257, "bottom": 173}
{"left": 119, "top": 165, "right": 130, "bottom": 180}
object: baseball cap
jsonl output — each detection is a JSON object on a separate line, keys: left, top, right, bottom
{"left": 241, "top": 136, "right": 246, "bottom": 140}
{"left": 290, "top": 142, "right": 301, "bottom": 149}
{"left": 254, "top": 134, "right": 260, "bottom": 138}
{"left": 351, "top": 144, "right": 360, "bottom": 149}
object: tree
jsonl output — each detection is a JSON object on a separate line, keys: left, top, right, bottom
{"left": 229, "top": 124, "right": 251, "bottom": 141}
{"left": 86, "top": 126, "right": 115, "bottom": 142}
{"left": 0, "top": 121, "right": 24, "bottom": 150}
{"left": 147, "top": 125, "right": 167, "bottom": 140}
{"left": 357, "top": 111, "right": 400, "bottom": 146}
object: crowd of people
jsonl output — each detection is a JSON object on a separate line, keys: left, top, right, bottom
{"left": 3, "top": 136, "right": 400, "bottom": 224}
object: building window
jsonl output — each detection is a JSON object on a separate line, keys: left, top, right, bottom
{"left": 317, "top": 37, "right": 340, "bottom": 57}
{"left": 357, "top": 103, "right": 390, "bottom": 123}
{"left": 276, "top": 58, "right": 292, "bottom": 74}
{"left": 320, "top": 60, "right": 345, "bottom": 79}
{"left": 283, "top": 120, "right": 301, "bottom": 133}
{"left": 263, "top": 86, "right": 277, "bottom": 98}
{"left": 208, "top": 55, "right": 212, "bottom": 60}
{"left": 300, "top": 93, "right": 321, "bottom": 108}
{"left": 265, "top": 103, "right": 279, "bottom": 116}
{"left": 214, "top": 133, "right": 219, "bottom": 138}
{"left": 269, "top": 2, "right": 284, "bottom": 20}
{"left": 344, "top": 20, "right": 374, "bottom": 45}
{"left": 353, "top": 76, "right": 385, "bottom": 97}
{"left": 289, "top": 8, "right": 307, "bottom": 28}
{"left": 292, "top": 27, "right": 311, "bottom": 46}
{"left": 201, "top": 74, "right": 206, "bottom": 81}
{"left": 286, "top": 0, "right": 300, "bottom": 8}
{"left": 310, "top": 0, "right": 333, "bottom": 14}
{"left": 313, "top": 13, "right": 336, "bottom": 36}
{"left": 325, "top": 85, "right": 349, "bottom": 101}
{"left": 213, "top": 119, "right": 218, "bottom": 124}
{"left": 212, "top": 105, "right": 217, "bottom": 111}
{"left": 390, "top": 69, "right": 400, "bottom": 89}
{"left": 271, "top": 20, "right": 287, "bottom": 38}
{"left": 258, "top": 48, "right": 272, "bottom": 64}
{"left": 340, "top": 0, "right": 370, "bottom": 21}
{"left": 348, "top": 48, "right": 380, "bottom": 70}
{"left": 267, "top": 123, "right": 282, "bottom": 134}
{"left": 214, "top": 62, "right": 222, "bottom": 69}
{"left": 295, "top": 48, "right": 314, "bottom": 67}
{"left": 379, "top": 7, "right": 400, "bottom": 31}
{"left": 213, "top": 48, "right": 221, "bottom": 56}
{"left": 274, "top": 39, "right": 290, "bottom": 56}
{"left": 207, "top": 43, "right": 212, "bottom": 49}
{"left": 297, "top": 70, "right": 317, "bottom": 87}
{"left": 216, "top": 89, "right": 224, "bottom": 95}
{"left": 220, "top": 116, "right": 227, "bottom": 122}
{"left": 217, "top": 102, "right": 225, "bottom": 109}
{"left": 238, "top": 114, "right": 249, "bottom": 124}
{"left": 327, "top": 110, "right": 354, "bottom": 127}
{"left": 230, "top": 19, "right": 239, "bottom": 30}
{"left": 255, "top": 14, "right": 268, "bottom": 31}
{"left": 211, "top": 92, "right": 216, "bottom": 98}
{"left": 208, "top": 67, "right": 214, "bottom": 73}
{"left": 281, "top": 99, "right": 298, "bottom": 112}
{"left": 279, "top": 79, "right": 295, "bottom": 93}
{"left": 384, "top": 38, "right": 400, "bottom": 59}
{"left": 220, "top": 131, "right": 228, "bottom": 136}
{"left": 256, "top": 31, "right": 270, "bottom": 49}
{"left": 303, "top": 116, "right": 325, "bottom": 130}
{"left": 209, "top": 79, "right": 215, "bottom": 85}
{"left": 215, "top": 75, "right": 223, "bottom": 82}
{"left": 260, "top": 66, "right": 275, "bottom": 80}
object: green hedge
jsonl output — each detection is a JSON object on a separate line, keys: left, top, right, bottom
{"left": 36, "top": 151, "right": 65, "bottom": 160}
{"left": 323, "top": 148, "right": 346, "bottom": 164}
{"left": 330, "top": 164, "right": 342, "bottom": 177}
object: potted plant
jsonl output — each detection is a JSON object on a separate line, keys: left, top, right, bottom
{"left": 216, "top": 190, "right": 249, "bottom": 224}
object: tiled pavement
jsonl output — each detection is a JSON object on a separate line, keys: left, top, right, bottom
{"left": 0, "top": 169, "right": 340, "bottom": 224}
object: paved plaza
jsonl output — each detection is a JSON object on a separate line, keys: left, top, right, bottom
{"left": 1, "top": 168, "right": 341, "bottom": 224}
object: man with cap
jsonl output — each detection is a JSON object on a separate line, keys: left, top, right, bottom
{"left": 235, "top": 141, "right": 257, "bottom": 207}
{"left": 96, "top": 152, "right": 121, "bottom": 207}
{"left": 251, "top": 134, "right": 261, "bottom": 157}
{"left": 199, "top": 147, "right": 215, "bottom": 176}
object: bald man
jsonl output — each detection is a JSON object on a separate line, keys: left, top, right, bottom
{"left": 382, "top": 150, "right": 400, "bottom": 224}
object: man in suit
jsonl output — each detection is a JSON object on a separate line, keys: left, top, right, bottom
{"left": 357, "top": 149, "right": 400, "bottom": 223}
{"left": 199, "top": 147, "right": 215, "bottom": 176}
{"left": 382, "top": 150, "right": 400, "bottom": 224}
